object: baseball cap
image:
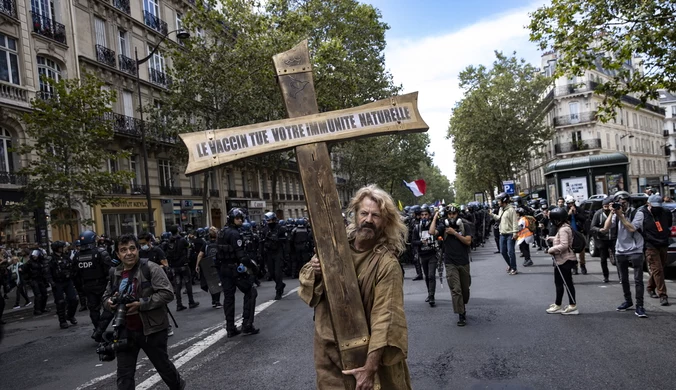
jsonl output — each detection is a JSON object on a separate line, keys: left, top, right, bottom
{"left": 648, "top": 194, "right": 663, "bottom": 207}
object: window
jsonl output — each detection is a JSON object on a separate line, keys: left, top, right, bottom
{"left": 632, "top": 113, "right": 638, "bottom": 129}
{"left": 672, "top": 106, "right": 676, "bottom": 117}
{"left": 158, "top": 159, "right": 172, "bottom": 187}
{"left": 118, "top": 29, "right": 129, "bottom": 57}
{"left": 242, "top": 171, "right": 249, "bottom": 193}
{"left": 0, "top": 128, "right": 15, "bottom": 173}
{"left": 143, "top": 0, "right": 159, "bottom": 17}
{"left": 103, "top": 213, "right": 148, "bottom": 238}
{"left": 129, "top": 155, "right": 140, "bottom": 186}
{"left": 227, "top": 170, "right": 235, "bottom": 191}
{"left": 94, "top": 17, "right": 106, "bottom": 47}
{"left": 100, "top": 85, "right": 111, "bottom": 108}
{"left": 107, "top": 158, "right": 118, "bottom": 173}
{"left": 122, "top": 91, "right": 134, "bottom": 117}
{"left": 569, "top": 102, "right": 579, "bottom": 123}
{"left": 37, "top": 56, "right": 61, "bottom": 98}
{"left": 606, "top": 134, "right": 610, "bottom": 150}
{"left": 31, "top": 0, "right": 55, "bottom": 20}
{"left": 0, "top": 34, "right": 20, "bottom": 85}
{"left": 176, "top": 11, "right": 183, "bottom": 33}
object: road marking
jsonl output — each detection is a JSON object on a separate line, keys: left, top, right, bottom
{"left": 76, "top": 287, "right": 299, "bottom": 390}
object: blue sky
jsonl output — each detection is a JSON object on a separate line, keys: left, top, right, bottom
{"left": 363, "top": 0, "right": 547, "bottom": 183}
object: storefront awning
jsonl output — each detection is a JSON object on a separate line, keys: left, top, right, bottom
{"left": 544, "top": 152, "right": 629, "bottom": 175}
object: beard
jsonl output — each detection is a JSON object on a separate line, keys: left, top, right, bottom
{"left": 356, "top": 222, "right": 378, "bottom": 241}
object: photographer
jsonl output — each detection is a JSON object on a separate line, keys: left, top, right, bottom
{"left": 589, "top": 197, "right": 617, "bottom": 283}
{"left": 430, "top": 205, "right": 472, "bottom": 326}
{"left": 565, "top": 196, "right": 586, "bottom": 275}
{"left": 102, "top": 234, "right": 184, "bottom": 390}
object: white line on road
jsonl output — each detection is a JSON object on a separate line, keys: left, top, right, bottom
{"left": 77, "top": 286, "right": 298, "bottom": 390}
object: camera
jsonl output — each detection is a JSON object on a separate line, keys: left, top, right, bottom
{"left": 96, "top": 293, "right": 136, "bottom": 362}
{"left": 612, "top": 202, "right": 622, "bottom": 210}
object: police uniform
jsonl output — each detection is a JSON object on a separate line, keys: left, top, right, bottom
{"left": 25, "top": 251, "right": 49, "bottom": 315}
{"left": 290, "top": 224, "right": 312, "bottom": 278}
{"left": 163, "top": 234, "right": 198, "bottom": 310}
{"left": 413, "top": 219, "right": 438, "bottom": 305}
{"left": 73, "top": 246, "right": 114, "bottom": 337}
{"left": 217, "top": 225, "right": 258, "bottom": 335}
{"left": 261, "top": 222, "right": 286, "bottom": 298}
{"left": 47, "top": 251, "right": 79, "bottom": 327}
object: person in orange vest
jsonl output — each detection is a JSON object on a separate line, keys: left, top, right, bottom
{"left": 517, "top": 207, "right": 535, "bottom": 267}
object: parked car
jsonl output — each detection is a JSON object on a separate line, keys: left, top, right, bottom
{"left": 662, "top": 202, "right": 676, "bottom": 267}
{"left": 579, "top": 199, "right": 604, "bottom": 257}
{"left": 630, "top": 193, "right": 649, "bottom": 209}
{"left": 589, "top": 194, "right": 607, "bottom": 200}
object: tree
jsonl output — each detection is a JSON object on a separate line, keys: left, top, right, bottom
{"left": 529, "top": 0, "right": 676, "bottom": 119}
{"left": 448, "top": 52, "right": 553, "bottom": 200}
{"left": 162, "top": 0, "right": 407, "bottom": 213}
{"left": 15, "top": 75, "right": 133, "bottom": 241}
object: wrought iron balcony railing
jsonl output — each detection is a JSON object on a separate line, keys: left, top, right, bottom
{"left": 109, "top": 184, "right": 127, "bottom": 194}
{"left": 113, "top": 0, "right": 130, "bottom": 14}
{"left": 0, "top": 0, "right": 17, "bottom": 18}
{"left": 263, "top": 192, "right": 270, "bottom": 200}
{"left": 95, "top": 44, "right": 116, "bottom": 68}
{"left": 0, "top": 171, "right": 26, "bottom": 185}
{"left": 191, "top": 187, "right": 204, "bottom": 196}
{"left": 143, "top": 10, "right": 168, "bottom": 35}
{"left": 31, "top": 11, "right": 66, "bottom": 45}
{"left": 554, "top": 138, "right": 602, "bottom": 154}
{"left": 228, "top": 190, "right": 237, "bottom": 198}
{"left": 149, "top": 68, "right": 170, "bottom": 88}
{"left": 209, "top": 189, "right": 220, "bottom": 197}
{"left": 130, "top": 184, "right": 147, "bottom": 194}
{"left": 119, "top": 54, "right": 136, "bottom": 76}
{"left": 553, "top": 111, "right": 597, "bottom": 127}
{"left": 159, "top": 185, "right": 182, "bottom": 196}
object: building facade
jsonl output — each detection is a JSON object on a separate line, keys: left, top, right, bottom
{"left": 0, "top": 0, "right": 352, "bottom": 244}
{"left": 660, "top": 90, "right": 676, "bottom": 197}
{"left": 517, "top": 51, "right": 667, "bottom": 201}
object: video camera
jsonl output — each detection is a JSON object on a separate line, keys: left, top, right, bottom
{"left": 96, "top": 293, "right": 136, "bottom": 362}
{"left": 612, "top": 202, "right": 622, "bottom": 210}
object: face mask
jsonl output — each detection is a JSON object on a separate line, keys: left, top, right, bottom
{"left": 141, "top": 245, "right": 149, "bottom": 251}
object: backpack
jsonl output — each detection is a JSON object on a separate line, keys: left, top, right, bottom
{"left": 570, "top": 229, "right": 587, "bottom": 253}
{"left": 525, "top": 215, "right": 537, "bottom": 233}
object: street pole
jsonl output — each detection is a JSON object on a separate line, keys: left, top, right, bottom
{"left": 135, "top": 47, "right": 155, "bottom": 236}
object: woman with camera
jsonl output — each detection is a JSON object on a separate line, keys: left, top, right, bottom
{"left": 545, "top": 207, "right": 579, "bottom": 315}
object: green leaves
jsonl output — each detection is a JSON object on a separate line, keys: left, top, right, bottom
{"left": 529, "top": 0, "right": 676, "bottom": 117}
{"left": 449, "top": 52, "right": 553, "bottom": 203}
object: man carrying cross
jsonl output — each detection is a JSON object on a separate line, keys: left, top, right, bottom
{"left": 298, "top": 185, "right": 412, "bottom": 389}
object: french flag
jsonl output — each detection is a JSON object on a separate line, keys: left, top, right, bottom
{"left": 403, "top": 179, "right": 426, "bottom": 197}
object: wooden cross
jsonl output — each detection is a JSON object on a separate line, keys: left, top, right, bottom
{"left": 181, "top": 40, "right": 428, "bottom": 387}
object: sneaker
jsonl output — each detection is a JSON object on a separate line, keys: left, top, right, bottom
{"left": 524, "top": 259, "right": 534, "bottom": 267}
{"left": 660, "top": 297, "right": 669, "bottom": 306}
{"left": 212, "top": 302, "right": 223, "bottom": 309}
{"left": 168, "top": 328, "right": 174, "bottom": 337}
{"left": 580, "top": 265, "right": 587, "bottom": 275}
{"left": 616, "top": 301, "right": 633, "bottom": 311}
{"left": 561, "top": 305, "right": 579, "bottom": 315}
{"left": 25, "top": 302, "right": 32, "bottom": 307}
{"left": 546, "top": 304, "right": 562, "bottom": 314}
{"left": 457, "top": 313, "right": 466, "bottom": 327}
{"left": 509, "top": 269, "right": 518, "bottom": 275}
{"left": 13, "top": 305, "right": 20, "bottom": 309}
{"left": 227, "top": 328, "right": 241, "bottom": 338}
{"left": 493, "top": 251, "right": 500, "bottom": 254}
{"left": 506, "top": 267, "right": 511, "bottom": 273}
{"left": 573, "top": 267, "right": 579, "bottom": 275}
{"left": 635, "top": 306, "right": 648, "bottom": 318}
{"left": 603, "top": 278, "right": 609, "bottom": 283}
{"left": 412, "top": 275, "right": 423, "bottom": 281}
{"left": 242, "top": 326, "right": 260, "bottom": 335}
{"left": 649, "top": 291, "right": 658, "bottom": 299}
{"left": 188, "top": 302, "right": 200, "bottom": 309}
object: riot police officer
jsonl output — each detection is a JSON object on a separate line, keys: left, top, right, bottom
{"left": 240, "top": 222, "right": 262, "bottom": 280}
{"left": 261, "top": 212, "right": 286, "bottom": 300}
{"left": 162, "top": 225, "right": 199, "bottom": 311}
{"left": 47, "top": 241, "right": 79, "bottom": 329}
{"left": 217, "top": 208, "right": 260, "bottom": 337}
{"left": 196, "top": 227, "right": 223, "bottom": 308}
{"left": 24, "top": 249, "right": 50, "bottom": 316}
{"left": 72, "top": 230, "right": 114, "bottom": 341}
{"left": 290, "top": 219, "right": 313, "bottom": 279}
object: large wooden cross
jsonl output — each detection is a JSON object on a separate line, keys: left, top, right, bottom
{"left": 181, "top": 40, "right": 428, "bottom": 387}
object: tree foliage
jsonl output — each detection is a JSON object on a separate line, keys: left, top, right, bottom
{"left": 529, "top": 0, "right": 676, "bottom": 118}
{"left": 16, "top": 75, "right": 133, "bottom": 233}
{"left": 160, "top": 0, "right": 440, "bottom": 208}
{"left": 448, "top": 52, "right": 553, "bottom": 200}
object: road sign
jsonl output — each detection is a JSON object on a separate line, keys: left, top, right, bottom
{"left": 502, "top": 180, "right": 515, "bottom": 195}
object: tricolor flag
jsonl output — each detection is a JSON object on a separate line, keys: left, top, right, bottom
{"left": 403, "top": 179, "right": 426, "bottom": 197}
{"left": 434, "top": 200, "right": 440, "bottom": 207}
{"left": 397, "top": 200, "right": 404, "bottom": 211}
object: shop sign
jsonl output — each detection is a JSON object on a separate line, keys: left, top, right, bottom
{"left": 101, "top": 200, "right": 148, "bottom": 209}
{"left": 249, "top": 200, "right": 266, "bottom": 208}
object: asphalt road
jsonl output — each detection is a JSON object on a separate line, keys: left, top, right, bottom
{"left": 2, "top": 244, "right": 676, "bottom": 390}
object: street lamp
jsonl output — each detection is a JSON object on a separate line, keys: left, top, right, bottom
{"left": 135, "top": 29, "right": 190, "bottom": 235}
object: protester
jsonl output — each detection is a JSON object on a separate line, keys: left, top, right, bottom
{"left": 545, "top": 207, "right": 578, "bottom": 315}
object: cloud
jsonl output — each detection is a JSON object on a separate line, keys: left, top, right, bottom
{"left": 384, "top": 3, "right": 543, "bottom": 183}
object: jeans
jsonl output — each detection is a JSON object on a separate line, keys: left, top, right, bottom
{"left": 616, "top": 253, "right": 645, "bottom": 307}
{"left": 500, "top": 234, "right": 516, "bottom": 271}
{"left": 519, "top": 241, "right": 531, "bottom": 261}
{"left": 14, "top": 282, "right": 30, "bottom": 306}
{"left": 172, "top": 266, "right": 195, "bottom": 307}
{"left": 219, "top": 265, "right": 257, "bottom": 331}
{"left": 445, "top": 263, "right": 471, "bottom": 314}
{"left": 596, "top": 240, "right": 614, "bottom": 280}
{"left": 420, "top": 251, "right": 437, "bottom": 298}
{"left": 645, "top": 247, "right": 668, "bottom": 298}
{"left": 554, "top": 260, "right": 576, "bottom": 306}
{"left": 116, "top": 329, "right": 182, "bottom": 390}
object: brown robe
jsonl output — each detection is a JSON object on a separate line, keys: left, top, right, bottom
{"left": 298, "top": 242, "right": 412, "bottom": 390}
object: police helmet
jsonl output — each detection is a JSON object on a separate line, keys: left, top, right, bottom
{"left": 51, "top": 240, "right": 67, "bottom": 252}
{"left": 286, "top": 218, "right": 295, "bottom": 225}
{"left": 241, "top": 222, "right": 252, "bottom": 231}
{"left": 516, "top": 207, "right": 525, "bottom": 216}
{"left": 195, "top": 228, "right": 206, "bottom": 238}
{"left": 549, "top": 207, "right": 568, "bottom": 225}
{"left": 496, "top": 192, "right": 510, "bottom": 204}
{"left": 614, "top": 191, "right": 631, "bottom": 201}
{"left": 420, "top": 204, "right": 431, "bottom": 215}
{"left": 263, "top": 212, "right": 277, "bottom": 222}
{"left": 296, "top": 219, "right": 307, "bottom": 227}
{"left": 540, "top": 204, "right": 549, "bottom": 210}
{"left": 161, "top": 232, "right": 172, "bottom": 241}
{"left": 403, "top": 206, "right": 410, "bottom": 213}
{"left": 78, "top": 230, "right": 98, "bottom": 246}
{"left": 411, "top": 205, "right": 422, "bottom": 215}
{"left": 250, "top": 221, "right": 258, "bottom": 228}
{"left": 74, "top": 240, "right": 81, "bottom": 247}
{"left": 278, "top": 220, "right": 286, "bottom": 227}
{"left": 227, "top": 208, "right": 245, "bottom": 224}
{"left": 512, "top": 196, "right": 523, "bottom": 205}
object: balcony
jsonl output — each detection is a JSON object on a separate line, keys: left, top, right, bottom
{"left": 228, "top": 190, "right": 237, "bottom": 198}
{"left": 664, "top": 130, "right": 670, "bottom": 137}
{"left": 119, "top": 54, "right": 136, "bottom": 76}
{"left": 553, "top": 111, "right": 596, "bottom": 127}
{"left": 143, "top": 10, "right": 168, "bottom": 35}
{"left": 209, "top": 189, "right": 219, "bottom": 197}
{"left": 669, "top": 162, "right": 676, "bottom": 169}
{"left": 1, "top": 0, "right": 16, "bottom": 18}
{"left": 0, "top": 83, "right": 29, "bottom": 105}
{"left": 191, "top": 187, "right": 204, "bottom": 196}
{"left": 95, "top": 44, "right": 116, "bottom": 68}
{"left": 621, "top": 94, "right": 665, "bottom": 115}
{"left": 0, "top": 172, "right": 26, "bottom": 185}
{"left": 555, "top": 81, "right": 599, "bottom": 97}
{"left": 109, "top": 184, "right": 127, "bottom": 194}
{"left": 113, "top": 0, "right": 130, "bottom": 14}
{"left": 31, "top": 11, "right": 67, "bottom": 45}
{"left": 149, "top": 68, "right": 170, "bottom": 88}
{"left": 300, "top": 194, "right": 305, "bottom": 201}
{"left": 130, "top": 184, "right": 147, "bottom": 195}
{"left": 106, "top": 112, "right": 139, "bottom": 137}
{"left": 159, "top": 185, "right": 182, "bottom": 196}
{"left": 243, "top": 191, "right": 251, "bottom": 198}
{"left": 554, "top": 138, "right": 602, "bottom": 154}
{"left": 251, "top": 191, "right": 259, "bottom": 198}
{"left": 293, "top": 194, "right": 299, "bottom": 201}
{"left": 263, "top": 192, "right": 270, "bottom": 200}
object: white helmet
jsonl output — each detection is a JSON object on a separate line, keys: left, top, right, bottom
{"left": 565, "top": 195, "right": 575, "bottom": 204}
